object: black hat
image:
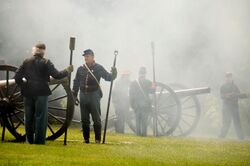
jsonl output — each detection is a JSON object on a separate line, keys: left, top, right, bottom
{"left": 82, "top": 49, "right": 94, "bottom": 56}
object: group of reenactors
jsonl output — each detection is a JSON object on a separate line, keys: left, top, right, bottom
{"left": 14, "top": 42, "right": 249, "bottom": 144}
{"left": 113, "top": 68, "right": 250, "bottom": 141}
{"left": 15, "top": 44, "right": 117, "bottom": 144}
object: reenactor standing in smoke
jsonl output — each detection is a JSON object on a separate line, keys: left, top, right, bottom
{"left": 129, "top": 67, "right": 155, "bottom": 136}
{"left": 219, "top": 72, "right": 250, "bottom": 140}
{"left": 112, "top": 70, "right": 131, "bottom": 133}
{"left": 14, "top": 43, "right": 73, "bottom": 144}
{"left": 72, "top": 49, "right": 117, "bottom": 144}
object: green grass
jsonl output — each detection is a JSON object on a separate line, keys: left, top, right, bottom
{"left": 0, "top": 128, "right": 250, "bottom": 166}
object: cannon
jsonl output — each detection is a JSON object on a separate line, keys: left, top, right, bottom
{"left": 121, "top": 82, "right": 181, "bottom": 136}
{"left": 0, "top": 64, "right": 75, "bottom": 142}
{"left": 107, "top": 82, "right": 210, "bottom": 137}
{"left": 168, "top": 83, "right": 210, "bottom": 136}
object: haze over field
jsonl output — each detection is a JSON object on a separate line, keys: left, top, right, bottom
{"left": 1, "top": 0, "right": 250, "bottom": 138}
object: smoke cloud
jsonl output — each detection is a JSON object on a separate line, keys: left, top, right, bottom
{"left": 1, "top": 0, "right": 249, "bottom": 138}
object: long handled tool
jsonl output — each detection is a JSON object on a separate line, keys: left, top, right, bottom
{"left": 64, "top": 37, "right": 75, "bottom": 145}
{"left": 102, "top": 50, "right": 118, "bottom": 144}
{"left": 151, "top": 42, "right": 158, "bottom": 136}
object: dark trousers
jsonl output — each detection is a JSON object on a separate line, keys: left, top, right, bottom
{"left": 114, "top": 106, "right": 129, "bottom": 133}
{"left": 24, "top": 96, "right": 48, "bottom": 144}
{"left": 135, "top": 107, "right": 150, "bottom": 137}
{"left": 219, "top": 104, "right": 244, "bottom": 140}
{"left": 80, "top": 91, "right": 101, "bottom": 141}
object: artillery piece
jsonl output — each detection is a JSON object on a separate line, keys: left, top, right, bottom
{"left": 0, "top": 63, "right": 210, "bottom": 142}
{"left": 168, "top": 84, "right": 208, "bottom": 136}
{"left": 0, "top": 64, "right": 75, "bottom": 142}
{"left": 123, "top": 83, "right": 210, "bottom": 137}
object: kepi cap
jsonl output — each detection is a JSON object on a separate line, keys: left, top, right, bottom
{"left": 82, "top": 49, "right": 94, "bottom": 56}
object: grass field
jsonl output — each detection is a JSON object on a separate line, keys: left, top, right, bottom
{"left": 0, "top": 128, "right": 250, "bottom": 166}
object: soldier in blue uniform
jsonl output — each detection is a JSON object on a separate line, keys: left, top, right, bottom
{"left": 129, "top": 67, "right": 155, "bottom": 136}
{"left": 219, "top": 72, "right": 250, "bottom": 140}
{"left": 72, "top": 49, "right": 117, "bottom": 143}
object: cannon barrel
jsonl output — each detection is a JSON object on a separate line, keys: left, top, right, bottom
{"left": 156, "top": 86, "right": 210, "bottom": 97}
{"left": 0, "top": 77, "right": 68, "bottom": 88}
{"left": 0, "top": 79, "right": 15, "bottom": 87}
{"left": 174, "top": 87, "right": 210, "bottom": 97}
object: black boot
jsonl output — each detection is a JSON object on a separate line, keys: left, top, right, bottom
{"left": 82, "top": 125, "right": 90, "bottom": 143}
{"left": 94, "top": 124, "right": 101, "bottom": 143}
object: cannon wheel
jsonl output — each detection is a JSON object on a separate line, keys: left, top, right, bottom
{"left": 126, "top": 82, "right": 182, "bottom": 136}
{"left": 169, "top": 83, "right": 201, "bottom": 136}
{"left": 0, "top": 65, "right": 25, "bottom": 141}
{"left": 0, "top": 64, "right": 74, "bottom": 141}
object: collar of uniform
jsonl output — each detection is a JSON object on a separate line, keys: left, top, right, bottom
{"left": 85, "top": 61, "right": 96, "bottom": 68}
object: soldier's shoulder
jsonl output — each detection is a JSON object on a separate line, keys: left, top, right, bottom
{"left": 232, "top": 82, "right": 239, "bottom": 89}
{"left": 93, "top": 63, "right": 106, "bottom": 72}
{"left": 22, "top": 56, "right": 35, "bottom": 66}
{"left": 40, "top": 57, "right": 50, "bottom": 64}
{"left": 40, "top": 58, "right": 54, "bottom": 69}
{"left": 43, "top": 58, "right": 49, "bottom": 63}
{"left": 23, "top": 57, "right": 31, "bottom": 64}
{"left": 220, "top": 83, "right": 231, "bottom": 90}
{"left": 144, "top": 79, "right": 152, "bottom": 85}
{"left": 94, "top": 63, "right": 103, "bottom": 69}
{"left": 76, "top": 65, "right": 84, "bottom": 72}
{"left": 77, "top": 65, "right": 84, "bottom": 69}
